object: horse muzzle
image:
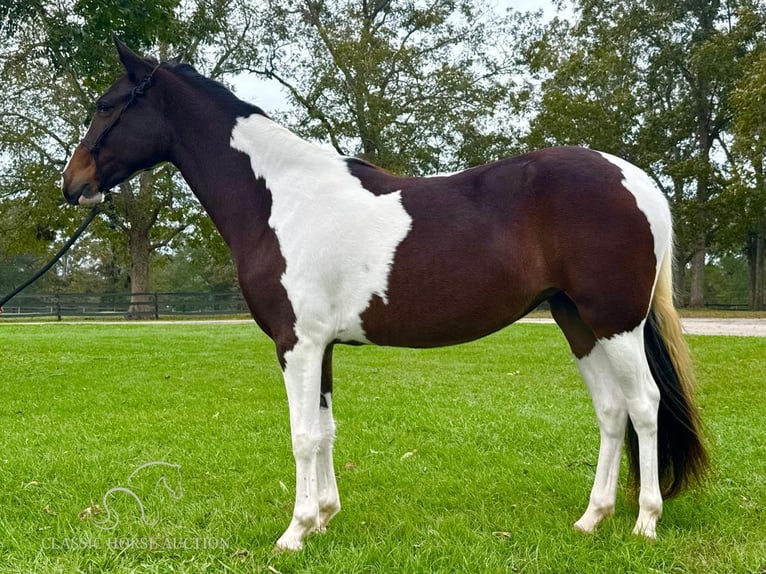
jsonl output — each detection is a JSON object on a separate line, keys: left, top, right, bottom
{"left": 62, "top": 146, "right": 104, "bottom": 206}
{"left": 69, "top": 185, "right": 104, "bottom": 207}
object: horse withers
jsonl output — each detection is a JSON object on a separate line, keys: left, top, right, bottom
{"left": 61, "top": 39, "right": 708, "bottom": 550}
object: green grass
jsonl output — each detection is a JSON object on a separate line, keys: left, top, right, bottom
{"left": 0, "top": 323, "right": 764, "bottom": 573}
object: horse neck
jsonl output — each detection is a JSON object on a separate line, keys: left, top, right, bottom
{"left": 161, "top": 82, "right": 272, "bottom": 251}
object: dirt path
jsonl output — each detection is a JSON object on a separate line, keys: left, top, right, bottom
{"left": 519, "top": 317, "right": 766, "bottom": 337}
{"left": 676, "top": 318, "right": 766, "bottom": 337}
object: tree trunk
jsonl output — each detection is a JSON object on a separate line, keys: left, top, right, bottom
{"left": 124, "top": 174, "right": 157, "bottom": 319}
{"left": 755, "top": 226, "right": 765, "bottom": 311}
{"left": 672, "top": 250, "right": 687, "bottom": 308}
{"left": 127, "top": 227, "right": 153, "bottom": 318}
{"left": 747, "top": 154, "right": 765, "bottom": 310}
{"left": 688, "top": 231, "right": 706, "bottom": 308}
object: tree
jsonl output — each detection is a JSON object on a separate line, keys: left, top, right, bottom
{"left": 522, "top": 0, "right": 764, "bottom": 307}
{"left": 0, "top": 0, "right": 247, "bottom": 310}
{"left": 242, "top": 0, "right": 526, "bottom": 175}
{"left": 729, "top": 35, "right": 766, "bottom": 309}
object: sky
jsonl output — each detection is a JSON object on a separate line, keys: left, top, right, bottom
{"left": 230, "top": 0, "right": 563, "bottom": 114}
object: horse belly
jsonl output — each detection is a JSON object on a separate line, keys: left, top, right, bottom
{"left": 359, "top": 238, "right": 545, "bottom": 348}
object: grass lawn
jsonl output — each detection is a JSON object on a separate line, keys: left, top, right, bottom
{"left": 0, "top": 322, "right": 764, "bottom": 573}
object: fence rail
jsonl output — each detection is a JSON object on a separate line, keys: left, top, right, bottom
{"left": 0, "top": 289, "right": 758, "bottom": 321}
{"left": 0, "top": 291, "right": 249, "bottom": 320}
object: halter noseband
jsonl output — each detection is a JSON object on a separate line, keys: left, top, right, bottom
{"left": 81, "top": 62, "right": 162, "bottom": 154}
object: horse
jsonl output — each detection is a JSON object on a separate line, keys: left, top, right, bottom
{"left": 61, "top": 39, "right": 708, "bottom": 551}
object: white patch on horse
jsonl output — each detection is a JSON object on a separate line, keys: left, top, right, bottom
{"left": 230, "top": 114, "right": 412, "bottom": 344}
{"left": 597, "top": 152, "right": 671, "bottom": 272}
{"left": 596, "top": 323, "right": 663, "bottom": 539}
{"left": 78, "top": 191, "right": 104, "bottom": 206}
{"left": 574, "top": 342, "right": 627, "bottom": 533}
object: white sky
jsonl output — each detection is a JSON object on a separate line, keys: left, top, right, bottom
{"left": 231, "top": 0, "right": 562, "bottom": 114}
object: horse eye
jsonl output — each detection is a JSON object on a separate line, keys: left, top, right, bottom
{"left": 96, "top": 101, "right": 114, "bottom": 113}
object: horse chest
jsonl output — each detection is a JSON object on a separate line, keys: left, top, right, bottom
{"left": 231, "top": 114, "right": 412, "bottom": 344}
{"left": 271, "top": 192, "right": 411, "bottom": 342}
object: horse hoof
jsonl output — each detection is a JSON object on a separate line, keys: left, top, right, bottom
{"left": 274, "top": 536, "right": 303, "bottom": 552}
{"left": 573, "top": 520, "right": 595, "bottom": 534}
{"left": 632, "top": 524, "right": 657, "bottom": 540}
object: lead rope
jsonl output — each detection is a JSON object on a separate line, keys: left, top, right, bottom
{"left": 0, "top": 204, "right": 103, "bottom": 309}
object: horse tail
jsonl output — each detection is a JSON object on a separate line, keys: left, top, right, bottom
{"left": 626, "top": 239, "right": 709, "bottom": 499}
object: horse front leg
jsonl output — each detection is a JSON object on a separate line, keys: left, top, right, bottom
{"left": 275, "top": 337, "right": 326, "bottom": 551}
{"left": 317, "top": 345, "right": 340, "bottom": 531}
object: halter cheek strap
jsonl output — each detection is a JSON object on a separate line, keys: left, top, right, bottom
{"left": 81, "top": 62, "right": 162, "bottom": 154}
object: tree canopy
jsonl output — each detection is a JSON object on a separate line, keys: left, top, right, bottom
{"left": 521, "top": 0, "right": 765, "bottom": 307}
{"left": 1, "top": 0, "right": 765, "bottom": 308}
{"left": 244, "top": 0, "right": 527, "bottom": 175}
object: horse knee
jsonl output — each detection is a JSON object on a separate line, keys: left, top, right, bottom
{"left": 595, "top": 401, "right": 627, "bottom": 438}
{"left": 292, "top": 432, "right": 320, "bottom": 460}
{"left": 625, "top": 391, "right": 659, "bottom": 435}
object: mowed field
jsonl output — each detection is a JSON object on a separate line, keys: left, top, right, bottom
{"left": 0, "top": 322, "right": 764, "bottom": 573}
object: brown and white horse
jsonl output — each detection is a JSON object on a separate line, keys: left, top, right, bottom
{"left": 62, "top": 40, "right": 707, "bottom": 550}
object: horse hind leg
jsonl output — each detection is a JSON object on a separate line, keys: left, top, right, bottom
{"left": 573, "top": 342, "right": 628, "bottom": 532}
{"left": 598, "top": 326, "right": 663, "bottom": 539}
{"left": 317, "top": 345, "right": 340, "bottom": 531}
{"left": 549, "top": 294, "right": 628, "bottom": 533}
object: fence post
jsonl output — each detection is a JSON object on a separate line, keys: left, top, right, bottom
{"left": 154, "top": 292, "right": 159, "bottom": 320}
{"left": 55, "top": 292, "right": 62, "bottom": 321}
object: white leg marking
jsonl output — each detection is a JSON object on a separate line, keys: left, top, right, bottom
{"left": 275, "top": 339, "right": 325, "bottom": 551}
{"left": 574, "top": 343, "right": 627, "bottom": 533}
{"left": 316, "top": 393, "right": 340, "bottom": 531}
{"left": 599, "top": 324, "right": 663, "bottom": 539}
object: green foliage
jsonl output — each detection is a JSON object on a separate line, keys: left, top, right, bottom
{"left": 2, "top": 0, "right": 765, "bottom": 305}
{"left": 524, "top": 0, "right": 765, "bottom": 306}
{"left": 250, "top": 0, "right": 526, "bottom": 174}
{"left": 703, "top": 255, "right": 750, "bottom": 307}
{"left": 728, "top": 34, "right": 766, "bottom": 254}
{"left": 151, "top": 242, "right": 238, "bottom": 292}
{"left": 0, "top": 323, "right": 764, "bottom": 571}
{"left": 0, "top": 0, "right": 243, "bottom": 295}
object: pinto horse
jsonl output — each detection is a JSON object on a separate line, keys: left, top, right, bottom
{"left": 62, "top": 40, "right": 707, "bottom": 550}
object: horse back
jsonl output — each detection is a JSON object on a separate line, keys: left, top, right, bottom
{"left": 355, "top": 147, "right": 664, "bottom": 346}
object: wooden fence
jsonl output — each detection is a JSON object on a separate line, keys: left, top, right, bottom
{"left": 0, "top": 291, "right": 249, "bottom": 320}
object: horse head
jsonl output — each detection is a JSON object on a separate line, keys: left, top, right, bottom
{"left": 62, "top": 38, "right": 173, "bottom": 206}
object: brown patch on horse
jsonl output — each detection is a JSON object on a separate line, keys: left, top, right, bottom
{"left": 62, "top": 145, "right": 100, "bottom": 205}
{"left": 356, "top": 149, "right": 656, "bottom": 348}
{"left": 352, "top": 156, "right": 548, "bottom": 347}
{"left": 528, "top": 148, "right": 657, "bottom": 339}
{"left": 549, "top": 292, "right": 597, "bottom": 358}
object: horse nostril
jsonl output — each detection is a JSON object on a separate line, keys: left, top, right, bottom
{"left": 62, "top": 183, "right": 79, "bottom": 205}
{"left": 62, "top": 180, "right": 89, "bottom": 206}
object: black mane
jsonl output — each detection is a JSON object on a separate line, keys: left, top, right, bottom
{"left": 169, "top": 62, "right": 267, "bottom": 119}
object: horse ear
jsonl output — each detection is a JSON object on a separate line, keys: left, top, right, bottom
{"left": 113, "top": 36, "right": 152, "bottom": 82}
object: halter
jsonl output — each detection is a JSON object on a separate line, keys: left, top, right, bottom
{"left": 81, "top": 62, "right": 162, "bottom": 154}
{"left": 0, "top": 68, "right": 159, "bottom": 308}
